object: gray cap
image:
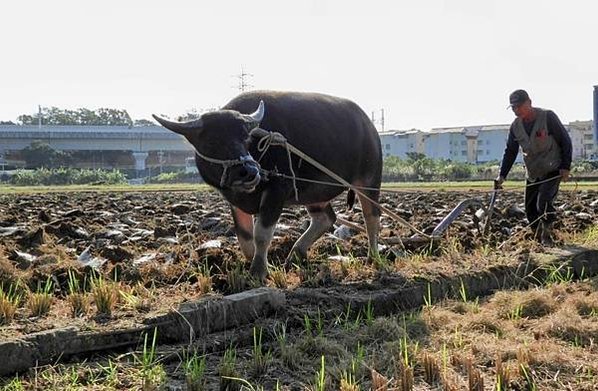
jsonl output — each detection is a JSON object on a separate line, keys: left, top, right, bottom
{"left": 508, "top": 89, "right": 530, "bottom": 108}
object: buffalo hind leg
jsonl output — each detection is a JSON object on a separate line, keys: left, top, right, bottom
{"left": 231, "top": 205, "right": 255, "bottom": 260}
{"left": 285, "top": 202, "right": 336, "bottom": 267}
{"left": 356, "top": 190, "right": 381, "bottom": 259}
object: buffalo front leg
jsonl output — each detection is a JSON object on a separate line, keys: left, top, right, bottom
{"left": 357, "top": 190, "right": 381, "bottom": 259}
{"left": 230, "top": 205, "right": 255, "bottom": 260}
{"left": 249, "top": 189, "right": 285, "bottom": 282}
{"left": 285, "top": 202, "right": 336, "bottom": 267}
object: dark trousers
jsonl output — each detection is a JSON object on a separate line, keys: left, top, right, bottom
{"left": 525, "top": 171, "right": 561, "bottom": 230}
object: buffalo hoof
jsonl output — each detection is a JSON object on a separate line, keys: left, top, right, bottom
{"left": 249, "top": 259, "right": 268, "bottom": 283}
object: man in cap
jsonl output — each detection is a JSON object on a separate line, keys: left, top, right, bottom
{"left": 495, "top": 89, "right": 572, "bottom": 245}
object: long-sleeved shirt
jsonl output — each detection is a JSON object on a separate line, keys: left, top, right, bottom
{"left": 499, "top": 109, "right": 572, "bottom": 179}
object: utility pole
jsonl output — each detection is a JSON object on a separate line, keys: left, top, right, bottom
{"left": 38, "top": 105, "right": 42, "bottom": 129}
{"left": 371, "top": 109, "right": 385, "bottom": 131}
{"left": 234, "top": 66, "right": 254, "bottom": 93}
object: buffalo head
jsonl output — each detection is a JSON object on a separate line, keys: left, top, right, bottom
{"left": 153, "top": 101, "right": 265, "bottom": 192}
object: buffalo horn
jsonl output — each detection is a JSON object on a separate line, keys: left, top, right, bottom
{"left": 152, "top": 114, "right": 203, "bottom": 137}
{"left": 246, "top": 100, "right": 265, "bottom": 125}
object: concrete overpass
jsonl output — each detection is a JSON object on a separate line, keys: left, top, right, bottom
{"left": 0, "top": 125, "right": 193, "bottom": 169}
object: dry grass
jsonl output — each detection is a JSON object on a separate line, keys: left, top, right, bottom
{"left": 225, "top": 264, "right": 247, "bottom": 294}
{"left": 2, "top": 190, "right": 598, "bottom": 389}
{"left": 269, "top": 266, "right": 288, "bottom": 289}
{"left": 67, "top": 269, "right": 88, "bottom": 317}
{"left": 27, "top": 278, "right": 53, "bottom": 317}
{"left": 196, "top": 269, "right": 212, "bottom": 295}
{"left": 572, "top": 293, "right": 598, "bottom": 317}
{"left": 2, "top": 280, "right": 598, "bottom": 390}
{"left": 0, "top": 256, "right": 20, "bottom": 288}
{"left": 0, "top": 282, "right": 21, "bottom": 324}
{"left": 92, "top": 276, "right": 118, "bottom": 316}
{"left": 68, "top": 292, "right": 89, "bottom": 317}
{"left": 422, "top": 351, "right": 441, "bottom": 385}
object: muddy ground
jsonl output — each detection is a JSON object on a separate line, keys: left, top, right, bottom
{"left": 1, "top": 188, "right": 598, "bottom": 390}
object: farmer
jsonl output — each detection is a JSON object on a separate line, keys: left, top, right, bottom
{"left": 495, "top": 89, "right": 572, "bottom": 245}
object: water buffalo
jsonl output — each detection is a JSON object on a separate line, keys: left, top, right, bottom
{"left": 153, "top": 91, "right": 382, "bottom": 281}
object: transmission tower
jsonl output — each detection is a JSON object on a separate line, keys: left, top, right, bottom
{"left": 233, "top": 66, "right": 254, "bottom": 92}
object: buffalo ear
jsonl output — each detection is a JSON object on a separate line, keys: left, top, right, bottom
{"left": 243, "top": 100, "right": 265, "bottom": 128}
{"left": 152, "top": 115, "right": 203, "bottom": 138}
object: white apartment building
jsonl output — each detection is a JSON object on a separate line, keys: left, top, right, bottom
{"left": 378, "top": 129, "right": 424, "bottom": 158}
{"left": 568, "top": 120, "right": 594, "bottom": 159}
{"left": 380, "top": 120, "right": 595, "bottom": 163}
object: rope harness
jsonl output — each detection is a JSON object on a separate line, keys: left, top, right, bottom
{"left": 194, "top": 149, "right": 257, "bottom": 188}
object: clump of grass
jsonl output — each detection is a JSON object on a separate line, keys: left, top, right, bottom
{"left": 370, "top": 368, "right": 390, "bottom": 391}
{"left": 226, "top": 264, "right": 247, "bottom": 293}
{"left": 340, "top": 356, "right": 361, "bottom": 391}
{"left": 441, "top": 236, "right": 463, "bottom": 259}
{"left": 184, "top": 351, "right": 207, "bottom": 391}
{"left": 0, "top": 282, "right": 22, "bottom": 325}
{"left": 372, "top": 253, "right": 392, "bottom": 272}
{"left": 196, "top": 264, "right": 212, "bottom": 294}
{"left": 518, "top": 291, "right": 557, "bottom": 319}
{"left": 311, "top": 355, "right": 326, "bottom": 391}
{"left": 545, "top": 314, "right": 595, "bottom": 347}
{"left": 269, "top": 266, "right": 288, "bottom": 289}
{"left": 67, "top": 270, "right": 89, "bottom": 317}
{"left": 364, "top": 300, "right": 375, "bottom": 326}
{"left": 516, "top": 348, "right": 538, "bottom": 390}
{"left": 466, "top": 357, "right": 484, "bottom": 391}
{"left": 544, "top": 264, "right": 574, "bottom": 285}
{"left": 99, "top": 359, "right": 119, "bottom": 388}
{"left": 573, "top": 295, "right": 598, "bottom": 317}
{"left": 219, "top": 344, "right": 239, "bottom": 391}
{"left": 91, "top": 275, "right": 118, "bottom": 316}
{"left": 422, "top": 352, "right": 440, "bottom": 385}
{"left": 396, "top": 334, "right": 415, "bottom": 391}
{"left": 119, "top": 283, "right": 151, "bottom": 313}
{"left": 1, "top": 375, "right": 25, "bottom": 390}
{"left": 495, "top": 356, "right": 511, "bottom": 391}
{"left": 334, "top": 303, "right": 362, "bottom": 332}
{"left": 250, "top": 326, "right": 272, "bottom": 376}
{"left": 362, "top": 317, "right": 404, "bottom": 344}
{"left": 274, "top": 322, "right": 300, "bottom": 370}
{"left": 27, "top": 277, "right": 53, "bottom": 317}
{"left": 423, "top": 283, "right": 433, "bottom": 309}
{"left": 297, "top": 261, "right": 318, "bottom": 287}
{"left": 495, "top": 290, "right": 556, "bottom": 320}
{"left": 137, "top": 328, "right": 166, "bottom": 391}
{"left": 467, "top": 314, "right": 504, "bottom": 336}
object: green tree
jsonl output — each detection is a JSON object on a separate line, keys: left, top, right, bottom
{"left": 134, "top": 119, "right": 156, "bottom": 127}
{"left": 176, "top": 107, "right": 218, "bottom": 122}
{"left": 17, "top": 107, "right": 133, "bottom": 126}
{"left": 21, "top": 141, "right": 72, "bottom": 168}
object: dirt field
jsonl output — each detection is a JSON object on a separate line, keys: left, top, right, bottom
{"left": 1, "top": 188, "right": 597, "bottom": 390}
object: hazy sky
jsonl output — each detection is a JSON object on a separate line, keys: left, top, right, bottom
{"left": 1, "top": 0, "right": 596, "bottom": 130}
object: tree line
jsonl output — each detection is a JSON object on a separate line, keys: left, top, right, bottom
{"left": 2, "top": 106, "right": 218, "bottom": 126}
{"left": 16, "top": 107, "right": 142, "bottom": 126}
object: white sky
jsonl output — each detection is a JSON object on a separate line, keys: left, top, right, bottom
{"left": 1, "top": 0, "right": 596, "bottom": 131}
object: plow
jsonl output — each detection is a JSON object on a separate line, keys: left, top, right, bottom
{"left": 337, "top": 196, "right": 489, "bottom": 252}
